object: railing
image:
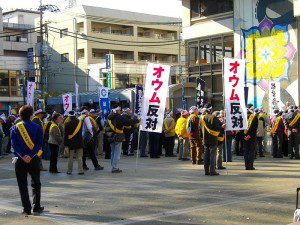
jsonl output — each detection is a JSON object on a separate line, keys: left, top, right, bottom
{"left": 3, "top": 22, "right": 33, "bottom": 30}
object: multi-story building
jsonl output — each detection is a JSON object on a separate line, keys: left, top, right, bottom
{"left": 0, "top": 9, "right": 39, "bottom": 113}
{"left": 182, "top": 0, "right": 300, "bottom": 110}
{"left": 43, "top": 5, "right": 184, "bottom": 95}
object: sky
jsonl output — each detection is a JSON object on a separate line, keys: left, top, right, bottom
{"left": 0, "top": 0, "right": 182, "bottom": 18}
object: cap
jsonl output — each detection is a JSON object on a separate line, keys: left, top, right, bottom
{"left": 81, "top": 109, "right": 88, "bottom": 114}
{"left": 181, "top": 110, "right": 189, "bottom": 116}
{"left": 89, "top": 109, "right": 96, "bottom": 113}
{"left": 34, "top": 109, "right": 46, "bottom": 116}
{"left": 68, "top": 110, "right": 76, "bottom": 117}
{"left": 254, "top": 108, "right": 260, "bottom": 114}
{"left": 273, "top": 109, "right": 280, "bottom": 115}
{"left": 189, "top": 106, "right": 198, "bottom": 114}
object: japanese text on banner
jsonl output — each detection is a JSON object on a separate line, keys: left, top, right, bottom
{"left": 140, "top": 64, "right": 170, "bottom": 133}
{"left": 268, "top": 81, "right": 281, "bottom": 116}
{"left": 62, "top": 93, "right": 72, "bottom": 113}
{"left": 224, "top": 58, "right": 248, "bottom": 131}
{"left": 26, "top": 81, "right": 35, "bottom": 107}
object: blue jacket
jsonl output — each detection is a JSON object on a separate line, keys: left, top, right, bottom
{"left": 11, "top": 120, "right": 43, "bottom": 158}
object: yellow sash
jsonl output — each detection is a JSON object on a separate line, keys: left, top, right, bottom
{"left": 186, "top": 114, "right": 196, "bottom": 131}
{"left": 163, "top": 119, "right": 168, "bottom": 130}
{"left": 33, "top": 116, "right": 45, "bottom": 134}
{"left": 50, "top": 123, "right": 61, "bottom": 136}
{"left": 271, "top": 116, "right": 281, "bottom": 134}
{"left": 124, "top": 126, "right": 132, "bottom": 129}
{"left": 16, "top": 122, "right": 34, "bottom": 150}
{"left": 201, "top": 117, "right": 220, "bottom": 137}
{"left": 107, "top": 119, "right": 123, "bottom": 134}
{"left": 217, "top": 135, "right": 225, "bottom": 142}
{"left": 68, "top": 120, "right": 82, "bottom": 140}
{"left": 289, "top": 113, "right": 300, "bottom": 127}
{"left": 88, "top": 116, "right": 97, "bottom": 127}
{"left": 64, "top": 117, "right": 71, "bottom": 126}
{"left": 244, "top": 114, "right": 255, "bottom": 135}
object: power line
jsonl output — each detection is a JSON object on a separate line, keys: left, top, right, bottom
{"left": 48, "top": 25, "right": 179, "bottom": 44}
{"left": 48, "top": 28, "right": 179, "bottom": 47}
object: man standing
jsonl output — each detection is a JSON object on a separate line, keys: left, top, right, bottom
{"left": 95, "top": 110, "right": 105, "bottom": 156}
{"left": 122, "top": 108, "right": 134, "bottom": 156}
{"left": 175, "top": 110, "right": 189, "bottom": 160}
{"left": 286, "top": 106, "right": 300, "bottom": 159}
{"left": 214, "top": 111, "right": 226, "bottom": 170}
{"left": 64, "top": 110, "right": 84, "bottom": 175}
{"left": 201, "top": 104, "right": 224, "bottom": 176}
{"left": 0, "top": 114, "right": 6, "bottom": 158}
{"left": 107, "top": 106, "right": 139, "bottom": 173}
{"left": 32, "top": 109, "right": 47, "bottom": 171}
{"left": 256, "top": 109, "right": 266, "bottom": 157}
{"left": 11, "top": 105, "right": 44, "bottom": 215}
{"left": 163, "top": 111, "right": 176, "bottom": 157}
{"left": 80, "top": 108, "right": 103, "bottom": 171}
{"left": 187, "top": 106, "right": 202, "bottom": 165}
{"left": 270, "top": 109, "right": 285, "bottom": 158}
{"left": 243, "top": 105, "right": 258, "bottom": 170}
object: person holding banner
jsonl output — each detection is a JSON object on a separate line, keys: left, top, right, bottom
{"left": 201, "top": 104, "right": 224, "bottom": 176}
{"left": 243, "top": 105, "right": 258, "bottom": 170}
{"left": 48, "top": 113, "right": 63, "bottom": 173}
{"left": 187, "top": 106, "right": 203, "bottom": 165}
{"left": 270, "top": 109, "right": 285, "bottom": 158}
{"left": 11, "top": 105, "right": 44, "bottom": 215}
{"left": 64, "top": 110, "right": 84, "bottom": 175}
{"left": 106, "top": 106, "right": 139, "bottom": 173}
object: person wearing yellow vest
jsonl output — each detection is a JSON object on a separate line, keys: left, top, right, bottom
{"left": 122, "top": 108, "right": 135, "bottom": 156}
{"left": 48, "top": 113, "right": 63, "bottom": 173}
{"left": 243, "top": 105, "right": 258, "bottom": 170}
{"left": 11, "top": 105, "right": 44, "bottom": 215}
{"left": 175, "top": 110, "right": 189, "bottom": 160}
{"left": 42, "top": 114, "right": 52, "bottom": 160}
{"left": 107, "top": 106, "right": 139, "bottom": 173}
{"left": 256, "top": 109, "right": 267, "bottom": 158}
{"left": 81, "top": 108, "right": 104, "bottom": 171}
{"left": 201, "top": 104, "right": 224, "bottom": 176}
{"left": 64, "top": 110, "right": 84, "bottom": 175}
{"left": 270, "top": 109, "right": 285, "bottom": 158}
{"left": 213, "top": 110, "right": 226, "bottom": 170}
{"left": 32, "top": 109, "right": 47, "bottom": 172}
{"left": 286, "top": 106, "right": 300, "bottom": 159}
{"left": 187, "top": 106, "right": 203, "bottom": 165}
{"left": 163, "top": 111, "right": 176, "bottom": 157}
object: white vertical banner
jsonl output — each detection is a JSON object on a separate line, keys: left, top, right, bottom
{"left": 26, "top": 81, "right": 35, "bottom": 107}
{"left": 62, "top": 93, "right": 72, "bottom": 113}
{"left": 224, "top": 58, "right": 248, "bottom": 130}
{"left": 268, "top": 81, "right": 281, "bottom": 116}
{"left": 140, "top": 63, "right": 170, "bottom": 133}
{"left": 75, "top": 82, "right": 79, "bottom": 110}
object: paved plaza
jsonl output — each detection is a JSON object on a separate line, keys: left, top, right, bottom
{"left": 0, "top": 155, "right": 299, "bottom": 225}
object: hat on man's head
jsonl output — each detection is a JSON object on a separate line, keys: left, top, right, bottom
{"left": 273, "top": 109, "right": 280, "bottom": 115}
{"left": 68, "top": 110, "right": 76, "bottom": 117}
{"left": 89, "top": 109, "right": 95, "bottom": 113}
{"left": 34, "top": 109, "right": 46, "bottom": 116}
{"left": 254, "top": 108, "right": 260, "bottom": 114}
{"left": 81, "top": 109, "right": 88, "bottom": 114}
{"left": 204, "top": 103, "right": 212, "bottom": 112}
{"left": 181, "top": 110, "right": 189, "bottom": 116}
{"left": 189, "top": 106, "right": 198, "bottom": 114}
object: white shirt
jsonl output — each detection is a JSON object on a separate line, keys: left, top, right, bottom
{"left": 81, "top": 116, "right": 93, "bottom": 136}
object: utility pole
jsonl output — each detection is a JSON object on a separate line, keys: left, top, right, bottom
{"left": 39, "top": 0, "right": 44, "bottom": 96}
{"left": 73, "top": 18, "right": 78, "bottom": 86}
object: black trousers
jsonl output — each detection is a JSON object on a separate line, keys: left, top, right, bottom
{"left": 49, "top": 144, "right": 59, "bottom": 172}
{"left": 15, "top": 157, "right": 41, "bottom": 212}
{"left": 234, "top": 135, "right": 243, "bottom": 156}
{"left": 271, "top": 133, "right": 283, "bottom": 158}
{"left": 158, "top": 133, "right": 163, "bottom": 156}
{"left": 288, "top": 132, "right": 300, "bottom": 158}
{"left": 164, "top": 136, "right": 175, "bottom": 156}
{"left": 204, "top": 145, "right": 217, "bottom": 174}
{"left": 103, "top": 134, "right": 111, "bottom": 159}
{"left": 243, "top": 140, "right": 255, "bottom": 169}
{"left": 122, "top": 130, "right": 132, "bottom": 155}
{"left": 149, "top": 132, "right": 160, "bottom": 158}
{"left": 256, "top": 137, "right": 264, "bottom": 157}
{"left": 83, "top": 139, "right": 99, "bottom": 168}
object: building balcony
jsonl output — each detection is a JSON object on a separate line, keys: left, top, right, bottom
{"left": 3, "top": 22, "right": 33, "bottom": 30}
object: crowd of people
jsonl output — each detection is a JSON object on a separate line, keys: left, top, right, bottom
{"left": 0, "top": 101, "right": 299, "bottom": 215}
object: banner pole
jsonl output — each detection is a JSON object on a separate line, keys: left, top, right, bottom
{"left": 222, "top": 57, "right": 229, "bottom": 175}
{"left": 135, "top": 127, "right": 141, "bottom": 172}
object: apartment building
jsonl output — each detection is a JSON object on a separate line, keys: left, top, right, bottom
{"left": 182, "top": 0, "right": 300, "bottom": 110}
{"left": 0, "top": 9, "right": 39, "bottom": 113}
{"left": 44, "top": 5, "right": 183, "bottom": 94}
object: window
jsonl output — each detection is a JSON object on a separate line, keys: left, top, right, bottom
{"left": 61, "top": 53, "right": 69, "bottom": 62}
{"left": 190, "top": 0, "right": 233, "bottom": 18}
{"left": 115, "top": 74, "right": 129, "bottom": 89}
{"left": 60, "top": 28, "right": 68, "bottom": 38}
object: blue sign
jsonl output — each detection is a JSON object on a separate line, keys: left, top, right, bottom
{"left": 105, "top": 54, "right": 111, "bottom": 69}
{"left": 135, "top": 85, "right": 143, "bottom": 117}
{"left": 100, "top": 98, "right": 110, "bottom": 119}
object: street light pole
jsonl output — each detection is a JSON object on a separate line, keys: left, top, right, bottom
{"left": 39, "top": 0, "right": 44, "bottom": 96}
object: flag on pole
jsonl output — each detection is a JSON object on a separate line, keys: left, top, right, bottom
{"left": 8, "top": 105, "right": 12, "bottom": 116}
{"left": 75, "top": 82, "right": 79, "bottom": 110}
{"left": 62, "top": 93, "right": 72, "bottom": 113}
{"left": 135, "top": 85, "right": 143, "bottom": 118}
{"left": 26, "top": 81, "right": 35, "bottom": 107}
{"left": 140, "top": 63, "right": 170, "bottom": 133}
